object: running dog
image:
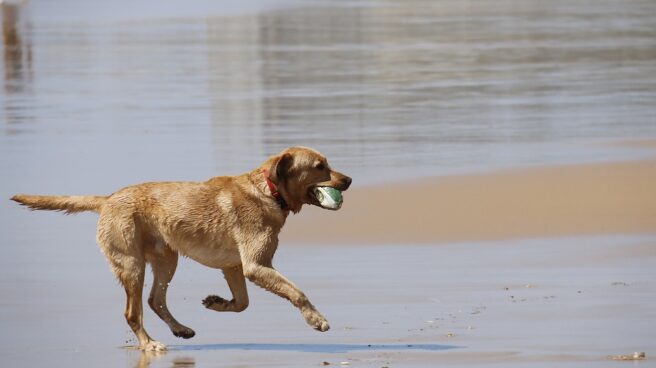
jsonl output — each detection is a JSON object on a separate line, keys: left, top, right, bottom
{"left": 11, "top": 146, "right": 352, "bottom": 351}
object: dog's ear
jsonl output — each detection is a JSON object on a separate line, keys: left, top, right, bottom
{"left": 275, "top": 152, "right": 294, "bottom": 181}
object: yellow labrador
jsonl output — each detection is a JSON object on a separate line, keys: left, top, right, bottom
{"left": 11, "top": 146, "right": 351, "bottom": 351}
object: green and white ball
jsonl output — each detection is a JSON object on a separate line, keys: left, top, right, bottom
{"left": 313, "top": 187, "right": 343, "bottom": 210}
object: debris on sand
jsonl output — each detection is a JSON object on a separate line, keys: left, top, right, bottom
{"left": 611, "top": 281, "right": 630, "bottom": 287}
{"left": 608, "top": 352, "right": 645, "bottom": 360}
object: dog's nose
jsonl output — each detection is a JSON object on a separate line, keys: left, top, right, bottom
{"left": 344, "top": 176, "right": 352, "bottom": 190}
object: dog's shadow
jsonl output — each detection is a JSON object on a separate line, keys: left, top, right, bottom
{"left": 169, "top": 342, "right": 459, "bottom": 353}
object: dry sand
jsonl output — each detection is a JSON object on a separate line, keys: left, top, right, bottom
{"left": 283, "top": 160, "right": 656, "bottom": 245}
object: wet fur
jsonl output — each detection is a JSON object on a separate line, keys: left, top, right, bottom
{"left": 11, "top": 147, "right": 351, "bottom": 351}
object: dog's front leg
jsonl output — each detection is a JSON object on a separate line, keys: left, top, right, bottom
{"left": 242, "top": 261, "right": 329, "bottom": 332}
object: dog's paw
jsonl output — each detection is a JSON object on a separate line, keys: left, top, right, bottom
{"left": 142, "top": 340, "right": 167, "bottom": 352}
{"left": 202, "top": 295, "right": 229, "bottom": 310}
{"left": 172, "top": 326, "right": 196, "bottom": 339}
{"left": 303, "top": 311, "right": 330, "bottom": 332}
{"left": 314, "top": 320, "right": 330, "bottom": 332}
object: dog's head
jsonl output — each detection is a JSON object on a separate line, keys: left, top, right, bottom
{"left": 266, "top": 147, "right": 351, "bottom": 213}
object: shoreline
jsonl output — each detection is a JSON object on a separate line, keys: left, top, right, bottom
{"left": 283, "top": 159, "right": 656, "bottom": 245}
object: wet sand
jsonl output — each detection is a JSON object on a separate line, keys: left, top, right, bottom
{"left": 2, "top": 160, "right": 655, "bottom": 367}
{"left": 1, "top": 235, "right": 653, "bottom": 367}
{"left": 283, "top": 160, "right": 656, "bottom": 245}
{"left": 145, "top": 232, "right": 656, "bottom": 368}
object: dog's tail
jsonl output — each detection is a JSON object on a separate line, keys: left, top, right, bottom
{"left": 11, "top": 194, "right": 107, "bottom": 214}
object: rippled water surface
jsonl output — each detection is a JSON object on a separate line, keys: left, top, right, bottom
{"left": 2, "top": 0, "right": 656, "bottom": 190}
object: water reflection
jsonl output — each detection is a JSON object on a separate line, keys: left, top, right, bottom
{"left": 133, "top": 350, "right": 195, "bottom": 368}
{"left": 2, "top": 1, "right": 32, "bottom": 128}
{"left": 2, "top": 2, "right": 27, "bottom": 92}
{"left": 1, "top": 0, "right": 655, "bottom": 182}
{"left": 204, "top": 0, "right": 656, "bottom": 176}
{"left": 207, "top": 14, "right": 267, "bottom": 166}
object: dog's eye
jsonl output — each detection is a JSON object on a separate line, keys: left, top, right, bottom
{"left": 315, "top": 162, "right": 325, "bottom": 170}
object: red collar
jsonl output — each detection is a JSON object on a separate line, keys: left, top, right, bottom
{"left": 263, "top": 168, "right": 288, "bottom": 211}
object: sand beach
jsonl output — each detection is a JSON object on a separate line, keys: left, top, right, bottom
{"left": 284, "top": 159, "right": 656, "bottom": 245}
{"left": 2, "top": 0, "right": 656, "bottom": 366}
{"left": 5, "top": 156, "right": 655, "bottom": 367}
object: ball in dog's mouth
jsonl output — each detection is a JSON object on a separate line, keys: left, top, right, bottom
{"left": 312, "top": 187, "right": 343, "bottom": 210}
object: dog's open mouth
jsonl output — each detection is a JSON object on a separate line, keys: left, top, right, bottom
{"left": 310, "top": 186, "right": 343, "bottom": 210}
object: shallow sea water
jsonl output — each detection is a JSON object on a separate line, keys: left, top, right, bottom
{"left": 2, "top": 0, "right": 656, "bottom": 189}
{"left": 1, "top": 0, "right": 656, "bottom": 367}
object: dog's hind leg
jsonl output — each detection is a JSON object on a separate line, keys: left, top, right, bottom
{"left": 202, "top": 265, "right": 249, "bottom": 312}
{"left": 122, "top": 263, "right": 165, "bottom": 351}
{"left": 146, "top": 246, "right": 195, "bottom": 339}
{"left": 97, "top": 214, "right": 165, "bottom": 351}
